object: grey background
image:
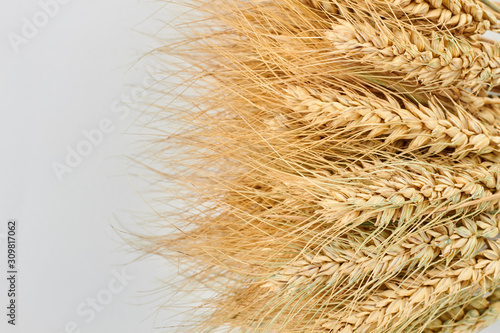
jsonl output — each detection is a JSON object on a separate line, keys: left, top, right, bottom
{"left": 1, "top": 0, "right": 499, "bottom": 332}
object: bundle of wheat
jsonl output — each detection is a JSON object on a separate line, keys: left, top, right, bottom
{"left": 139, "top": 0, "right": 500, "bottom": 331}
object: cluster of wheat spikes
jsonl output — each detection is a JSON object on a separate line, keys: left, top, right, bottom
{"left": 141, "top": 0, "right": 500, "bottom": 332}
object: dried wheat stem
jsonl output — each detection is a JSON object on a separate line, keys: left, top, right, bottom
{"left": 387, "top": 0, "right": 497, "bottom": 35}
{"left": 435, "top": 191, "right": 500, "bottom": 213}
{"left": 483, "top": 0, "right": 500, "bottom": 12}
{"left": 285, "top": 86, "right": 500, "bottom": 158}
{"left": 319, "top": 251, "right": 500, "bottom": 332}
{"left": 325, "top": 20, "right": 500, "bottom": 92}
{"left": 435, "top": 304, "right": 500, "bottom": 332}
{"left": 316, "top": 158, "right": 500, "bottom": 228}
{"left": 256, "top": 211, "right": 500, "bottom": 331}
{"left": 262, "top": 214, "right": 499, "bottom": 293}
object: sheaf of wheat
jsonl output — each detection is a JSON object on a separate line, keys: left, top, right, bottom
{"left": 137, "top": 0, "right": 500, "bottom": 332}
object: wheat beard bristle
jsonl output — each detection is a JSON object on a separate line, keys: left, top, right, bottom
{"left": 139, "top": 0, "right": 500, "bottom": 332}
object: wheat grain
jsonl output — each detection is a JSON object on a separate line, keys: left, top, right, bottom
{"left": 318, "top": 252, "right": 500, "bottom": 332}
{"left": 325, "top": 20, "right": 500, "bottom": 92}
{"left": 262, "top": 214, "right": 498, "bottom": 295}
{"left": 385, "top": 0, "right": 497, "bottom": 35}
{"left": 285, "top": 86, "right": 500, "bottom": 158}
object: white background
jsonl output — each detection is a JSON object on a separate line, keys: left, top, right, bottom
{"left": 0, "top": 0, "right": 180, "bottom": 332}
{"left": 1, "top": 0, "right": 500, "bottom": 333}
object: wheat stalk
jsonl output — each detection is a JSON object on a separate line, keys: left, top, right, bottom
{"left": 262, "top": 213, "right": 500, "bottom": 292}
{"left": 285, "top": 86, "right": 500, "bottom": 158}
{"left": 139, "top": 0, "right": 500, "bottom": 331}
{"left": 325, "top": 20, "right": 500, "bottom": 92}
{"left": 385, "top": 0, "right": 497, "bottom": 34}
